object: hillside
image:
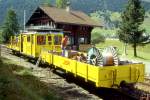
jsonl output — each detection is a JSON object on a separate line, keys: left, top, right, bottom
{"left": 0, "top": 0, "right": 150, "bottom": 27}
{"left": 71, "top": 0, "right": 150, "bottom": 13}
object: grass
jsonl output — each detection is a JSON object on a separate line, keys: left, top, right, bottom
{"left": 96, "top": 39, "right": 150, "bottom": 61}
{"left": 142, "top": 16, "right": 150, "bottom": 33}
{"left": 92, "top": 28, "right": 117, "bottom": 37}
{"left": 0, "top": 57, "right": 61, "bottom": 100}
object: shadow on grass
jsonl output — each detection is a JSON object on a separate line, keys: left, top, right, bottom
{"left": 136, "top": 56, "right": 150, "bottom": 61}
{"left": 0, "top": 57, "right": 93, "bottom": 100}
{"left": 0, "top": 58, "right": 61, "bottom": 100}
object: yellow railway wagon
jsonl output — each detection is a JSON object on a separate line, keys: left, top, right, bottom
{"left": 21, "top": 32, "right": 63, "bottom": 58}
{"left": 8, "top": 36, "right": 21, "bottom": 51}
{"left": 41, "top": 52, "right": 145, "bottom": 88}
{"left": 8, "top": 31, "right": 63, "bottom": 58}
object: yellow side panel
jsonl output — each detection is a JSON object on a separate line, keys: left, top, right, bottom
{"left": 95, "top": 64, "right": 145, "bottom": 88}
{"left": 53, "top": 55, "right": 62, "bottom": 67}
{"left": 46, "top": 53, "right": 53, "bottom": 64}
{"left": 87, "top": 65, "right": 99, "bottom": 82}
{"left": 76, "top": 62, "right": 88, "bottom": 78}
{"left": 53, "top": 55, "right": 76, "bottom": 73}
{"left": 41, "top": 50, "right": 47, "bottom": 63}
{"left": 26, "top": 42, "right": 32, "bottom": 55}
{"left": 23, "top": 35, "right": 27, "bottom": 54}
{"left": 98, "top": 68, "right": 113, "bottom": 87}
{"left": 114, "top": 66, "right": 131, "bottom": 85}
{"left": 130, "top": 64, "right": 145, "bottom": 82}
{"left": 41, "top": 50, "right": 53, "bottom": 64}
{"left": 10, "top": 36, "right": 20, "bottom": 51}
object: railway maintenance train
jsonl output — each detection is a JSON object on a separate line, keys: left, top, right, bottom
{"left": 7, "top": 28, "right": 145, "bottom": 89}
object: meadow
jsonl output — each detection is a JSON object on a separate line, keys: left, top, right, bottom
{"left": 92, "top": 12, "right": 150, "bottom": 62}
{"left": 96, "top": 39, "right": 150, "bottom": 61}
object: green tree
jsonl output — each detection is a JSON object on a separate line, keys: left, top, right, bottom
{"left": 2, "top": 9, "right": 19, "bottom": 43}
{"left": 56, "top": 0, "right": 69, "bottom": 8}
{"left": 91, "top": 32, "right": 105, "bottom": 45}
{"left": 118, "top": 0, "right": 149, "bottom": 57}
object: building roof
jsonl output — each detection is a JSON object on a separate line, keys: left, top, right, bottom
{"left": 39, "top": 6, "right": 101, "bottom": 27}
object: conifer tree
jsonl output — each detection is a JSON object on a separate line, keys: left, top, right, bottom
{"left": 56, "top": 0, "right": 69, "bottom": 8}
{"left": 118, "top": 0, "right": 149, "bottom": 57}
{"left": 2, "top": 9, "right": 19, "bottom": 43}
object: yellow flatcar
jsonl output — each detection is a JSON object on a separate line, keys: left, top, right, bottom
{"left": 41, "top": 50, "right": 144, "bottom": 88}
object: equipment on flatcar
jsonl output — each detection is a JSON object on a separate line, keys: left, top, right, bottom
{"left": 87, "top": 47, "right": 103, "bottom": 66}
{"left": 102, "top": 46, "right": 119, "bottom": 66}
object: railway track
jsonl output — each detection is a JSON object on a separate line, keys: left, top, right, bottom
{"left": 133, "top": 77, "right": 150, "bottom": 100}
{"left": 1, "top": 45, "right": 150, "bottom": 100}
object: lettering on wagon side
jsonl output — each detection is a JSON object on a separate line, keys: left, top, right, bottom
{"left": 63, "top": 60, "right": 70, "bottom": 65}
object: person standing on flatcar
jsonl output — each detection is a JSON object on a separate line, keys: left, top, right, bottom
{"left": 61, "top": 35, "right": 68, "bottom": 56}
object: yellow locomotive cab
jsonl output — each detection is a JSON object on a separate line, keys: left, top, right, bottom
{"left": 8, "top": 30, "right": 63, "bottom": 58}
{"left": 21, "top": 32, "right": 63, "bottom": 58}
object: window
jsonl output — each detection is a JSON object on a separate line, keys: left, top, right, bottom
{"left": 48, "top": 36, "right": 52, "bottom": 45}
{"left": 48, "top": 36, "right": 52, "bottom": 41}
{"left": 27, "top": 35, "right": 30, "bottom": 42}
{"left": 54, "top": 35, "right": 62, "bottom": 45}
{"left": 67, "top": 36, "right": 74, "bottom": 45}
{"left": 79, "top": 37, "right": 87, "bottom": 44}
{"left": 79, "top": 37, "right": 84, "bottom": 44}
{"left": 37, "top": 35, "right": 46, "bottom": 45}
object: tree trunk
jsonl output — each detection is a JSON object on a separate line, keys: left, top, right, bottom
{"left": 133, "top": 43, "right": 137, "bottom": 57}
{"left": 123, "top": 43, "right": 127, "bottom": 56}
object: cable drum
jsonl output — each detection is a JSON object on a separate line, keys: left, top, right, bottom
{"left": 87, "top": 47, "right": 103, "bottom": 67}
{"left": 102, "top": 46, "right": 119, "bottom": 66}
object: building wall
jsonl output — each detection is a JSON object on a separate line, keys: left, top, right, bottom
{"left": 57, "top": 24, "right": 93, "bottom": 46}
{"left": 26, "top": 8, "right": 93, "bottom": 49}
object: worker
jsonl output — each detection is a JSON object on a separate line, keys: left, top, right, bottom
{"left": 61, "top": 35, "right": 68, "bottom": 56}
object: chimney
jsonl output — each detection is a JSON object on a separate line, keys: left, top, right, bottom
{"left": 66, "top": 1, "right": 70, "bottom": 12}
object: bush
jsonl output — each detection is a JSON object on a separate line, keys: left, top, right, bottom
{"left": 91, "top": 32, "right": 105, "bottom": 45}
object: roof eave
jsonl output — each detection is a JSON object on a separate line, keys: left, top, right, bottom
{"left": 55, "top": 21, "right": 102, "bottom": 27}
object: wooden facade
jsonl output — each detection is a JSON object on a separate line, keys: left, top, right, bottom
{"left": 26, "top": 6, "right": 100, "bottom": 49}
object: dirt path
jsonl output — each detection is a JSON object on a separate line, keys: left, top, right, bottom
{"left": 0, "top": 46, "right": 102, "bottom": 100}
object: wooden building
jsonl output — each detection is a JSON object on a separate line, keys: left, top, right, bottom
{"left": 26, "top": 5, "right": 100, "bottom": 49}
